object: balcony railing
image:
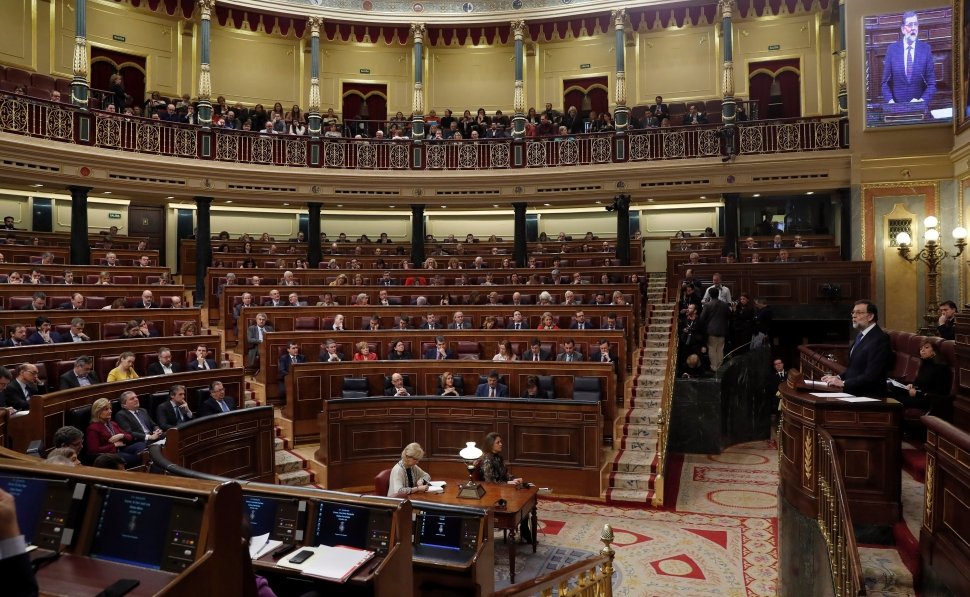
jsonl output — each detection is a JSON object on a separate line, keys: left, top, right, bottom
{"left": 0, "top": 95, "right": 847, "bottom": 171}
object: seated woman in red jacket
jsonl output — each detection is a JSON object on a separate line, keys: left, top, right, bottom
{"left": 353, "top": 341, "right": 378, "bottom": 361}
{"left": 85, "top": 397, "right": 146, "bottom": 468}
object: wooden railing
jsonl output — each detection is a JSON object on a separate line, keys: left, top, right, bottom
{"left": 650, "top": 300, "right": 678, "bottom": 508}
{"left": 494, "top": 523, "right": 615, "bottom": 597}
{"left": 816, "top": 428, "right": 865, "bottom": 597}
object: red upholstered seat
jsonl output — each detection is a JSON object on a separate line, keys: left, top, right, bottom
{"left": 456, "top": 341, "right": 480, "bottom": 360}
{"left": 4, "top": 67, "right": 30, "bottom": 87}
{"left": 294, "top": 317, "right": 319, "bottom": 330}
{"left": 102, "top": 322, "right": 126, "bottom": 340}
{"left": 374, "top": 468, "right": 392, "bottom": 496}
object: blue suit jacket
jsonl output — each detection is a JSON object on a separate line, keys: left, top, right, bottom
{"left": 475, "top": 383, "right": 508, "bottom": 397}
{"left": 841, "top": 325, "right": 892, "bottom": 397}
{"left": 881, "top": 39, "right": 936, "bottom": 104}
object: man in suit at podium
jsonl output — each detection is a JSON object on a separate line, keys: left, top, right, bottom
{"left": 822, "top": 300, "right": 892, "bottom": 397}
{"left": 881, "top": 11, "right": 936, "bottom": 106}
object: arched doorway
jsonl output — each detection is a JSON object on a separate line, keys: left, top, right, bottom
{"left": 748, "top": 59, "right": 801, "bottom": 119}
{"left": 341, "top": 83, "right": 388, "bottom": 137}
{"left": 563, "top": 76, "right": 609, "bottom": 121}
{"left": 90, "top": 47, "right": 146, "bottom": 111}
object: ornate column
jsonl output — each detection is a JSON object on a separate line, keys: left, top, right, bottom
{"left": 410, "top": 23, "right": 426, "bottom": 140}
{"left": 194, "top": 196, "right": 213, "bottom": 305}
{"left": 719, "top": 0, "right": 738, "bottom": 159}
{"left": 612, "top": 9, "right": 629, "bottom": 131}
{"left": 511, "top": 20, "right": 527, "bottom": 139}
{"left": 197, "top": 0, "right": 215, "bottom": 128}
{"left": 307, "top": 17, "right": 323, "bottom": 137}
{"left": 837, "top": 0, "right": 847, "bottom": 117}
{"left": 68, "top": 186, "right": 91, "bottom": 264}
{"left": 308, "top": 203, "right": 322, "bottom": 268}
{"left": 70, "top": 0, "right": 90, "bottom": 107}
{"left": 411, "top": 205, "right": 426, "bottom": 266}
{"left": 513, "top": 202, "right": 527, "bottom": 267}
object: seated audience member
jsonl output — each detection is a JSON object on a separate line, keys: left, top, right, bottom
{"left": 386, "top": 373, "right": 411, "bottom": 397}
{"left": 362, "top": 315, "right": 382, "bottom": 331}
{"left": 188, "top": 344, "right": 219, "bottom": 371}
{"left": 938, "top": 300, "right": 957, "bottom": 340}
{"left": 263, "top": 289, "right": 284, "bottom": 307}
{"left": 200, "top": 381, "right": 237, "bottom": 416}
{"left": 156, "top": 384, "right": 193, "bottom": 430}
{"left": 388, "top": 339, "right": 412, "bottom": 360}
{"left": 330, "top": 313, "right": 346, "bottom": 331}
{"left": 602, "top": 312, "right": 623, "bottom": 330}
{"left": 147, "top": 347, "right": 182, "bottom": 376}
{"left": 388, "top": 442, "right": 431, "bottom": 496}
{"left": 246, "top": 313, "right": 274, "bottom": 367}
{"left": 45, "top": 448, "right": 79, "bottom": 466}
{"left": 424, "top": 336, "right": 455, "bottom": 360}
{"left": 538, "top": 312, "right": 559, "bottom": 330}
{"left": 22, "top": 292, "right": 46, "bottom": 311}
{"left": 178, "top": 320, "right": 198, "bottom": 336}
{"left": 278, "top": 341, "right": 306, "bottom": 397}
{"left": 59, "top": 292, "right": 86, "bottom": 310}
{"left": 481, "top": 316, "right": 498, "bottom": 330}
{"left": 744, "top": 237, "right": 758, "bottom": 249}
{"left": 114, "top": 390, "right": 164, "bottom": 444}
{"left": 319, "top": 339, "right": 346, "bottom": 362}
{"left": 590, "top": 339, "right": 617, "bottom": 368}
{"left": 683, "top": 104, "right": 708, "bottom": 125}
{"left": 493, "top": 339, "right": 517, "bottom": 361}
{"left": 353, "top": 340, "right": 378, "bottom": 361}
{"left": 134, "top": 290, "right": 156, "bottom": 309}
{"left": 775, "top": 249, "right": 793, "bottom": 263}
{"left": 524, "top": 337, "right": 552, "bottom": 362}
{"left": 106, "top": 352, "right": 139, "bottom": 382}
{"left": 792, "top": 234, "right": 807, "bottom": 248}
{"left": 0, "top": 365, "right": 33, "bottom": 412}
{"left": 507, "top": 311, "right": 529, "bottom": 330}
{"left": 27, "top": 316, "right": 61, "bottom": 345}
{"left": 556, "top": 338, "right": 583, "bottom": 362}
{"left": 522, "top": 375, "right": 544, "bottom": 399}
{"left": 59, "top": 356, "right": 100, "bottom": 389}
{"left": 476, "top": 370, "right": 508, "bottom": 397}
{"left": 86, "top": 397, "right": 147, "bottom": 468}
{"left": 448, "top": 310, "right": 472, "bottom": 329}
{"left": 440, "top": 372, "right": 460, "bottom": 396}
{"left": 92, "top": 454, "right": 126, "bottom": 470}
{"left": 889, "top": 340, "right": 952, "bottom": 411}
{"left": 680, "top": 353, "right": 709, "bottom": 379}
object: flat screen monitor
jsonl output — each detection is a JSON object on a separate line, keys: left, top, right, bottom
{"left": 242, "top": 493, "right": 304, "bottom": 543}
{"left": 88, "top": 487, "right": 203, "bottom": 572}
{"left": 415, "top": 512, "right": 481, "bottom": 553}
{"left": 863, "top": 7, "right": 954, "bottom": 128}
{"left": 0, "top": 474, "right": 77, "bottom": 550}
{"left": 312, "top": 501, "right": 392, "bottom": 554}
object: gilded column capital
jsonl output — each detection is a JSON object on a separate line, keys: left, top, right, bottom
{"left": 308, "top": 77, "right": 320, "bottom": 113}
{"left": 511, "top": 20, "right": 526, "bottom": 41}
{"left": 722, "top": 60, "right": 735, "bottom": 97}
{"left": 197, "top": 0, "right": 215, "bottom": 21}
{"left": 410, "top": 22, "right": 426, "bottom": 44}
{"left": 611, "top": 9, "right": 626, "bottom": 30}
{"left": 718, "top": 0, "right": 735, "bottom": 19}
{"left": 198, "top": 63, "right": 211, "bottom": 100}
{"left": 73, "top": 36, "right": 88, "bottom": 79}
{"left": 308, "top": 16, "right": 322, "bottom": 37}
{"left": 615, "top": 72, "right": 627, "bottom": 106}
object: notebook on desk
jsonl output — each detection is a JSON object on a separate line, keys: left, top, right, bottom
{"left": 278, "top": 544, "right": 375, "bottom": 583}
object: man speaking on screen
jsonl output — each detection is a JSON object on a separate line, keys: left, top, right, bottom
{"left": 881, "top": 11, "right": 936, "bottom": 106}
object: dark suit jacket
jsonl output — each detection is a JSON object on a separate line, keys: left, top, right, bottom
{"left": 146, "top": 361, "right": 183, "bottom": 376}
{"left": 0, "top": 552, "right": 37, "bottom": 597}
{"left": 475, "top": 383, "right": 509, "bottom": 397}
{"left": 26, "top": 331, "right": 61, "bottom": 345}
{"left": 58, "top": 369, "right": 101, "bottom": 390}
{"left": 279, "top": 353, "right": 307, "bottom": 380}
{"left": 58, "top": 302, "right": 83, "bottom": 310}
{"left": 156, "top": 401, "right": 193, "bottom": 430}
{"left": 115, "top": 408, "right": 160, "bottom": 442}
{"left": 506, "top": 322, "right": 531, "bottom": 330}
{"left": 1, "top": 381, "right": 35, "bottom": 411}
{"left": 318, "top": 351, "right": 347, "bottom": 362}
{"left": 556, "top": 350, "right": 584, "bottom": 362}
{"left": 589, "top": 350, "right": 617, "bottom": 364}
{"left": 187, "top": 358, "right": 218, "bottom": 372}
{"left": 524, "top": 349, "right": 553, "bottom": 362}
{"left": 200, "top": 397, "right": 238, "bottom": 417}
{"left": 569, "top": 322, "right": 593, "bottom": 330}
{"left": 881, "top": 39, "right": 936, "bottom": 104}
{"left": 262, "top": 299, "right": 284, "bottom": 307}
{"left": 2, "top": 339, "right": 26, "bottom": 348}
{"left": 683, "top": 111, "right": 708, "bottom": 125}
{"left": 132, "top": 301, "right": 157, "bottom": 309}
{"left": 419, "top": 322, "right": 442, "bottom": 330}
{"left": 246, "top": 324, "right": 274, "bottom": 366}
{"left": 448, "top": 322, "right": 473, "bottom": 329}
{"left": 423, "top": 348, "right": 456, "bottom": 360}
{"left": 842, "top": 325, "right": 892, "bottom": 397}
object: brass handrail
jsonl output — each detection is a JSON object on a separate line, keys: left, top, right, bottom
{"left": 651, "top": 293, "right": 678, "bottom": 507}
{"left": 494, "top": 523, "right": 616, "bottom": 597}
{"left": 816, "top": 428, "right": 865, "bottom": 597}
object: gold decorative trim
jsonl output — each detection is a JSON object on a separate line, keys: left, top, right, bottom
{"left": 803, "top": 427, "right": 813, "bottom": 486}
{"left": 923, "top": 453, "right": 935, "bottom": 531}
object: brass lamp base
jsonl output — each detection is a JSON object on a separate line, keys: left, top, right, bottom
{"left": 457, "top": 481, "right": 486, "bottom": 499}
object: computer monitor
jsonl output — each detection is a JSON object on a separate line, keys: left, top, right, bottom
{"left": 0, "top": 474, "right": 78, "bottom": 550}
{"left": 312, "top": 501, "right": 392, "bottom": 555}
{"left": 414, "top": 512, "right": 480, "bottom": 553}
{"left": 242, "top": 493, "right": 305, "bottom": 543}
{"left": 88, "top": 486, "right": 204, "bottom": 572}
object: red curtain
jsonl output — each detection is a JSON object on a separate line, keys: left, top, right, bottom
{"left": 90, "top": 47, "right": 146, "bottom": 108}
{"left": 747, "top": 59, "right": 801, "bottom": 119}
{"left": 341, "top": 83, "right": 388, "bottom": 134}
{"left": 563, "top": 76, "right": 609, "bottom": 116}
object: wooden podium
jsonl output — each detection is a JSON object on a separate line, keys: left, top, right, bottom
{"left": 778, "top": 382, "right": 901, "bottom": 525}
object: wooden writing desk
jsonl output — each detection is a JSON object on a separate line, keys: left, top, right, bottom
{"left": 417, "top": 480, "right": 538, "bottom": 583}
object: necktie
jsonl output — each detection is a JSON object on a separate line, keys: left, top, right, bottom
{"left": 534, "top": 354, "right": 539, "bottom": 362}
{"left": 489, "top": 388, "right": 495, "bottom": 398}
{"left": 220, "top": 401, "right": 229, "bottom": 413}
{"left": 852, "top": 333, "right": 863, "bottom": 354}
{"left": 134, "top": 411, "right": 149, "bottom": 434}
{"left": 291, "top": 356, "right": 297, "bottom": 363}
{"left": 905, "top": 43, "right": 913, "bottom": 79}
{"left": 176, "top": 406, "right": 184, "bottom": 422}
{"left": 602, "top": 354, "right": 608, "bottom": 362}
{"left": 515, "top": 323, "right": 520, "bottom": 330}
{"left": 578, "top": 323, "right": 584, "bottom": 330}
{"left": 78, "top": 376, "right": 90, "bottom": 387}
{"left": 437, "top": 352, "right": 443, "bottom": 360}
{"left": 258, "top": 327, "right": 264, "bottom": 341}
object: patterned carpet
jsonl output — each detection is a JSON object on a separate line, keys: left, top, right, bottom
{"left": 495, "top": 441, "right": 779, "bottom": 595}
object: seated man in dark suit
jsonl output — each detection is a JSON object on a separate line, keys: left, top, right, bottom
{"left": 506, "top": 311, "right": 530, "bottom": 330}
{"left": 385, "top": 372, "right": 411, "bottom": 397}
{"left": 26, "top": 316, "right": 62, "bottom": 345}
{"left": 156, "top": 384, "right": 194, "bottom": 430}
{"left": 475, "top": 370, "right": 508, "bottom": 398}
{"left": 318, "top": 339, "right": 347, "bottom": 362}
{"left": 59, "top": 292, "right": 86, "bottom": 310}
{"left": 199, "top": 381, "right": 238, "bottom": 416}
{"left": 133, "top": 289, "right": 157, "bottom": 309}
{"left": 58, "top": 355, "right": 100, "bottom": 389}
{"left": 601, "top": 312, "right": 623, "bottom": 331}
{"left": 523, "top": 338, "right": 553, "bottom": 362}
{"left": 821, "top": 300, "right": 892, "bottom": 397}
{"left": 278, "top": 341, "right": 306, "bottom": 397}
{"left": 589, "top": 339, "right": 618, "bottom": 371}
{"left": 186, "top": 344, "right": 218, "bottom": 371}
{"left": 1, "top": 364, "right": 38, "bottom": 412}
{"left": 2, "top": 325, "right": 27, "bottom": 348}
{"left": 423, "top": 336, "right": 455, "bottom": 360}
{"left": 147, "top": 347, "right": 183, "bottom": 376}
{"left": 114, "top": 390, "right": 163, "bottom": 444}
{"left": 58, "top": 317, "right": 91, "bottom": 343}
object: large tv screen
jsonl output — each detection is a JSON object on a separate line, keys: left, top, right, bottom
{"left": 864, "top": 7, "right": 953, "bottom": 128}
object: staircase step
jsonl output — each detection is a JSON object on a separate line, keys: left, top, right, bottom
{"left": 278, "top": 469, "right": 314, "bottom": 487}
{"left": 858, "top": 547, "right": 915, "bottom": 596}
{"left": 275, "top": 450, "right": 305, "bottom": 474}
{"left": 274, "top": 437, "right": 285, "bottom": 451}
{"left": 610, "top": 471, "right": 657, "bottom": 491}
{"left": 607, "top": 488, "right": 655, "bottom": 504}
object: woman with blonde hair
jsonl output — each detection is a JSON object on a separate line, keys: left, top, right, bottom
{"left": 440, "top": 372, "right": 460, "bottom": 396}
{"left": 107, "top": 352, "right": 139, "bottom": 382}
{"left": 86, "top": 397, "right": 145, "bottom": 468}
{"left": 388, "top": 443, "right": 432, "bottom": 496}
{"left": 353, "top": 340, "right": 377, "bottom": 361}
{"left": 330, "top": 273, "right": 348, "bottom": 286}
{"left": 179, "top": 321, "right": 198, "bottom": 336}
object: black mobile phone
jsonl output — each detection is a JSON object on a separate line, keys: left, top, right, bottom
{"left": 289, "top": 550, "right": 315, "bottom": 565}
{"left": 96, "top": 578, "right": 140, "bottom": 597}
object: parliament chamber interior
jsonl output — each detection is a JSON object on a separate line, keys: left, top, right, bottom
{"left": 0, "top": 0, "right": 969, "bottom": 595}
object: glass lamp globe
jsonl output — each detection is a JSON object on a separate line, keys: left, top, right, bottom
{"left": 895, "top": 231, "right": 911, "bottom": 246}
{"left": 924, "top": 215, "right": 939, "bottom": 229}
{"left": 953, "top": 227, "right": 968, "bottom": 240}
{"left": 925, "top": 228, "right": 939, "bottom": 243}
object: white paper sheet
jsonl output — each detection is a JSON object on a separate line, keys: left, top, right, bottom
{"left": 810, "top": 392, "right": 855, "bottom": 398}
{"left": 836, "top": 397, "right": 881, "bottom": 403}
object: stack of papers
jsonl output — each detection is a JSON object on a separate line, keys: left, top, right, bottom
{"left": 278, "top": 545, "right": 375, "bottom": 583}
{"left": 427, "top": 480, "right": 447, "bottom": 494}
{"left": 249, "top": 533, "right": 283, "bottom": 560}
